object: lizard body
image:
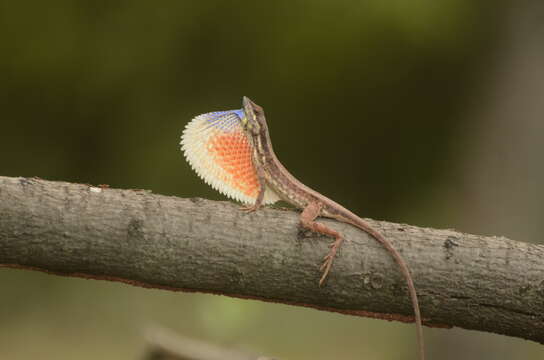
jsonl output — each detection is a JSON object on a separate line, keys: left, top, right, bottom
{"left": 181, "top": 96, "right": 425, "bottom": 360}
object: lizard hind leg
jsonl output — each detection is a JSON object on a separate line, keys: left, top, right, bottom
{"left": 300, "top": 201, "right": 344, "bottom": 286}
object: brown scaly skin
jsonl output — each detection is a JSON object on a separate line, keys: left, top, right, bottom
{"left": 239, "top": 96, "right": 425, "bottom": 360}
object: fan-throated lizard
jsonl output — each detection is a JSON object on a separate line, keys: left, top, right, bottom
{"left": 180, "top": 96, "right": 425, "bottom": 360}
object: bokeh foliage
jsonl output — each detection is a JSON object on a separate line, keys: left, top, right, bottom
{"left": 1, "top": 0, "right": 497, "bottom": 219}
{"left": 2, "top": 1, "right": 541, "bottom": 359}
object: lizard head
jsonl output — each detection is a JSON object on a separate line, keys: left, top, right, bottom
{"left": 241, "top": 96, "right": 267, "bottom": 136}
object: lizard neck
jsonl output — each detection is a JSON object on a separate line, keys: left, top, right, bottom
{"left": 252, "top": 128, "right": 354, "bottom": 212}
{"left": 251, "top": 129, "right": 317, "bottom": 208}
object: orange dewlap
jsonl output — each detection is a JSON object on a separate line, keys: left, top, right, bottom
{"left": 181, "top": 109, "right": 280, "bottom": 204}
{"left": 207, "top": 132, "right": 260, "bottom": 198}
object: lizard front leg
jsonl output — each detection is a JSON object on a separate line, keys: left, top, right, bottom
{"left": 300, "top": 201, "right": 344, "bottom": 286}
{"left": 240, "top": 166, "right": 266, "bottom": 213}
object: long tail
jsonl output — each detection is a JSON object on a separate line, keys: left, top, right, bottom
{"left": 348, "top": 217, "right": 425, "bottom": 360}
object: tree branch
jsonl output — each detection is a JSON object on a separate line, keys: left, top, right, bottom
{"left": 0, "top": 176, "right": 543, "bottom": 343}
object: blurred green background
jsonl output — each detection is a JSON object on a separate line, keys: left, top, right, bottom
{"left": 1, "top": 1, "right": 543, "bottom": 359}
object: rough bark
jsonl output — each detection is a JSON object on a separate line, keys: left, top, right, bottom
{"left": 0, "top": 176, "right": 543, "bottom": 343}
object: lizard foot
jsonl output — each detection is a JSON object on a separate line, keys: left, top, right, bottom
{"left": 318, "top": 236, "right": 344, "bottom": 286}
{"left": 240, "top": 204, "right": 260, "bottom": 213}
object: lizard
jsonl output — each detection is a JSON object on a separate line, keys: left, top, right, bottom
{"left": 180, "top": 96, "right": 425, "bottom": 360}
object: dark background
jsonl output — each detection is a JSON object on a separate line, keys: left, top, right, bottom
{"left": 1, "top": 1, "right": 543, "bottom": 359}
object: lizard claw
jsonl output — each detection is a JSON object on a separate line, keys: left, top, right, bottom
{"left": 318, "top": 237, "right": 343, "bottom": 286}
{"left": 320, "top": 252, "right": 335, "bottom": 270}
{"left": 319, "top": 259, "right": 333, "bottom": 286}
{"left": 319, "top": 260, "right": 330, "bottom": 272}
